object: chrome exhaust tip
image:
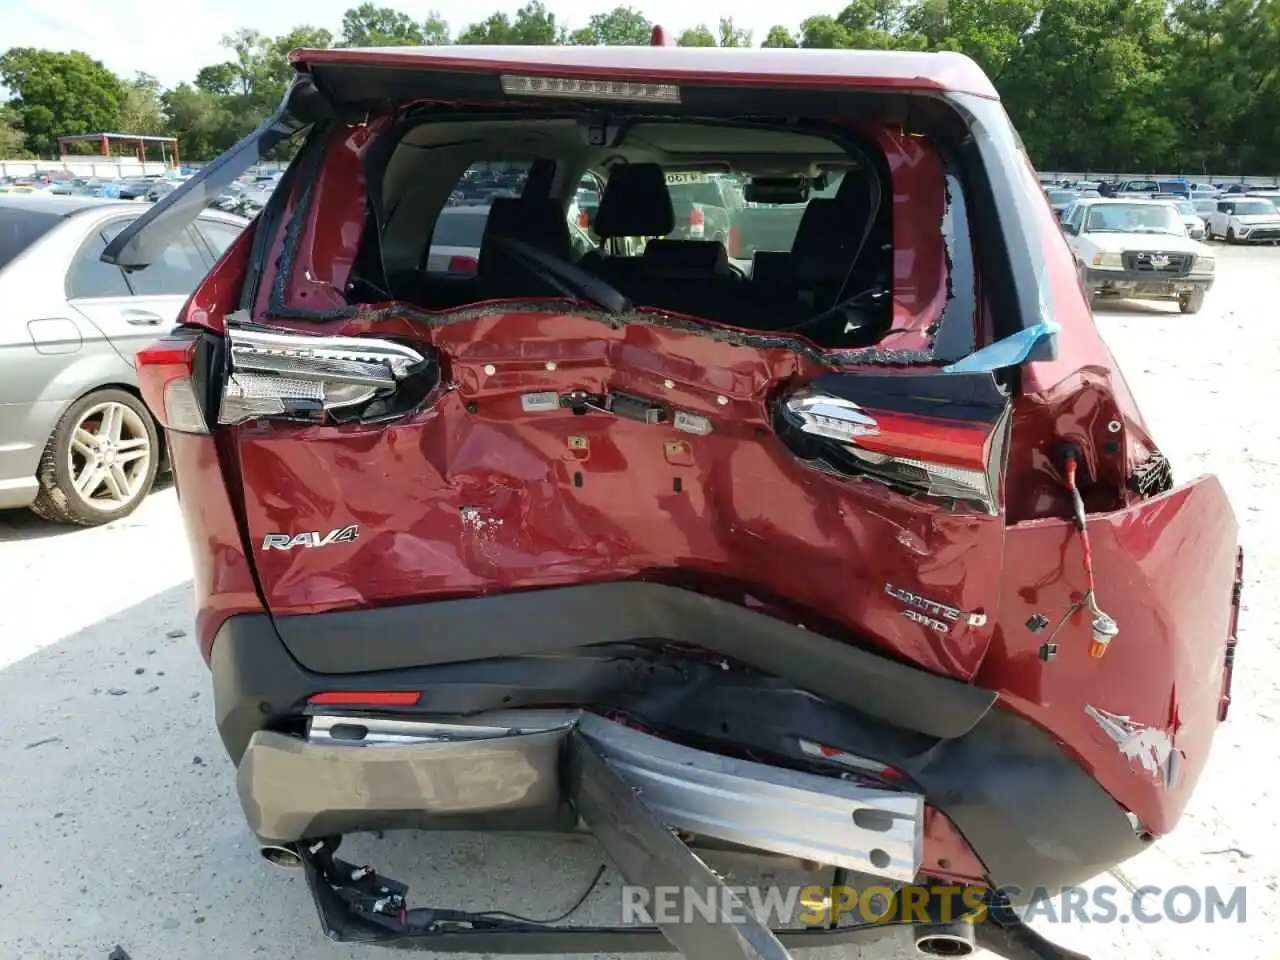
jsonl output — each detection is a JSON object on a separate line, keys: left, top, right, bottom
{"left": 914, "top": 924, "right": 976, "bottom": 957}
{"left": 259, "top": 844, "right": 303, "bottom": 869}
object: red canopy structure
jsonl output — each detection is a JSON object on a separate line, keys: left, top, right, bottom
{"left": 57, "top": 133, "right": 179, "bottom": 165}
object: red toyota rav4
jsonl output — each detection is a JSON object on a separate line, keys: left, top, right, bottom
{"left": 111, "top": 41, "right": 1242, "bottom": 960}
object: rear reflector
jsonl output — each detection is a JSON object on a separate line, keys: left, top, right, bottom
{"left": 309, "top": 691, "right": 422, "bottom": 706}
{"left": 500, "top": 74, "right": 680, "bottom": 104}
{"left": 136, "top": 331, "right": 210, "bottom": 434}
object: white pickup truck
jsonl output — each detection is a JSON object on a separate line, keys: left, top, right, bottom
{"left": 1204, "top": 196, "right": 1280, "bottom": 243}
{"left": 1060, "top": 197, "right": 1215, "bottom": 313}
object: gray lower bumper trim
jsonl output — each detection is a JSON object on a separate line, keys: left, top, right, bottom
{"left": 239, "top": 710, "right": 924, "bottom": 883}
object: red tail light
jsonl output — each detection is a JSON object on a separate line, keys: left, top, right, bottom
{"left": 775, "top": 383, "right": 1006, "bottom": 515}
{"left": 141, "top": 326, "right": 435, "bottom": 434}
{"left": 577, "top": 210, "right": 590, "bottom": 229}
{"left": 447, "top": 255, "right": 478, "bottom": 275}
{"left": 136, "top": 329, "right": 210, "bottom": 434}
{"left": 728, "top": 225, "right": 741, "bottom": 258}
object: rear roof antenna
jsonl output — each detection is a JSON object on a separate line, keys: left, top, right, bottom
{"left": 651, "top": 25, "right": 675, "bottom": 46}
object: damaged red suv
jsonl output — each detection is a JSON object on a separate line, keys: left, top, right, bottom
{"left": 112, "top": 41, "right": 1242, "bottom": 960}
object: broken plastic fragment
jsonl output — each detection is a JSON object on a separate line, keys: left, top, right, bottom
{"left": 942, "top": 319, "right": 1061, "bottom": 374}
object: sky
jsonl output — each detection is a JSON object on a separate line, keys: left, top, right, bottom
{"left": 6, "top": 0, "right": 805, "bottom": 89}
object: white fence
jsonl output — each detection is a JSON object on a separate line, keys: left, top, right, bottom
{"left": 0, "top": 159, "right": 173, "bottom": 178}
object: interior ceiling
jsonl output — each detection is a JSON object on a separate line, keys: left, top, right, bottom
{"left": 398, "top": 118, "right": 852, "bottom": 175}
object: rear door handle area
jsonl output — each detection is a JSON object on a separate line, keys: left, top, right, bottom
{"left": 123, "top": 309, "right": 164, "bottom": 326}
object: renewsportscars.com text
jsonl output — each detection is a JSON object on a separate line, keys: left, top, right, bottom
{"left": 621, "top": 883, "right": 1248, "bottom": 927}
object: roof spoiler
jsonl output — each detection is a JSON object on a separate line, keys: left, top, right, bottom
{"left": 101, "top": 75, "right": 330, "bottom": 269}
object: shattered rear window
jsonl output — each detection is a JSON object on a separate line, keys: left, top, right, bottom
{"left": 307, "top": 114, "right": 976, "bottom": 360}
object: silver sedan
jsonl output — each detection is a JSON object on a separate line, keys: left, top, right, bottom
{"left": 0, "top": 195, "right": 247, "bottom": 525}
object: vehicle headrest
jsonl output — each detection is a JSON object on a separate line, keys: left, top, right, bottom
{"left": 750, "top": 250, "right": 792, "bottom": 286}
{"left": 790, "top": 199, "right": 840, "bottom": 261}
{"left": 479, "top": 197, "right": 571, "bottom": 263}
{"left": 593, "top": 164, "right": 675, "bottom": 239}
{"left": 791, "top": 172, "right": 875, "bottom": 272}
{"left": 640, "top": 239, "right": 732, "bottom": 278}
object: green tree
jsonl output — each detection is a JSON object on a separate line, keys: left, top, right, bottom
{"left": 903, "top": 0, "right": 1042, "bottom": 78}
{"left": 340, "top": 3, "right": 426, "bottom": 46}
{"left": 194, "top": 63, "right": 238, "bottom": 96}
{"left": 459, "top": 1, "right": 563, "bottom": 43}
{"left": 677, "top": 24, "right": 717, "bottom": 46}
{"left": 162, "top": 83, "right": 235, "bottom": 160}
{"left": 570, "top": 5, "right": 652, "bottom": 44}
{"left": 718, "top": 16, "right": 753, "bottom": 46}
{"left": 0, "top": 105, "right": 29, "bottom": 157}
{"left": 423, "top": 10, "right": 451, "bottom": 44}
{"left": 761, "top": 25, "right": 800, "bottom": 47}
{"left": 219, "top": 29, "right": 274, "bottom": 97}
{"left": 798, "top": 14, "right": 850, "bottom": 47}
{"left": 999, "top": 0, "right": 1175, "bottom": 170}
{"left": 0, "top": 48, "right": 124, "bottom": 156}
{"left": 119, "top": 73, "right": 166, "bottom": 135}
{"left": 1162, "top": 0, "right": 1280, "bottom": 172}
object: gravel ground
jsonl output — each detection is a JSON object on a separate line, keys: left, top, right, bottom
{"left": 1, "top": 243, "right": 1276, "bottom": 960}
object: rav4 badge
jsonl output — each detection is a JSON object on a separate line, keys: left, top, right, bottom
{"left": 261, "top": 525, "right": 360, "bottom": 551}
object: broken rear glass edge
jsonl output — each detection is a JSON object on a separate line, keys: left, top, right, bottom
{"left": 254, "top": 115, "right": 972, "bottom": 368}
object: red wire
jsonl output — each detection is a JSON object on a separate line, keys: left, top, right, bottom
{"left": 1064, "top": 456, "right": 1097, "bottom": 596}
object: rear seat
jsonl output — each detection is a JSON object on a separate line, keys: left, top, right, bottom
{"left": 580, "top": 165, "right": 802, "bottom": 327}
{"left": 580, "top": 163, "right": 675, "bottom": 287}
{"left": 640, "top": 239, "right": 738, "bottom": 280}
{"left": 476, "top": 196, "right": 574, "bottom": 299}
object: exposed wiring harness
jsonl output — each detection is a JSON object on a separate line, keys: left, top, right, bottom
{"left": 1063, "top": 452, "right": 1119, "bottom": 659}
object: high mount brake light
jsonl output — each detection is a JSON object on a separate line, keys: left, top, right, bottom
{"left": 219, "top": 327, "right": 429, "bottom": 425}
{"left": 777, "top": 386, "right": 1001, "bottom": 515}
{"left": 499, "top": 74, "right": 681, "bottom": 104}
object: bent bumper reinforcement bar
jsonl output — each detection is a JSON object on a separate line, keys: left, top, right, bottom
{"left": 266, "top": 717, "right": 1092, "bottom": 959}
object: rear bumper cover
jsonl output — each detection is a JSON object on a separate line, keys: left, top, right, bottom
{"left": 241, "top": 711, "right": 924, "bottom": 882}
{"left": 209, "top": 592, "right": 1149, "bottom": 902}
{"left": 294, "top": 730, "right": 1094, "bottom": 959}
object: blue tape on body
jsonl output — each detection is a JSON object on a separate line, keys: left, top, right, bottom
{"left": 942, "top": 319, "right": 1061, "bottom": 373}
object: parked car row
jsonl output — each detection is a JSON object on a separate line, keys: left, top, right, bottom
{"left": 1037, "top": 173, "right": 1278, "bottom": 199}
{"left": 0, "top": 170, "right": 287, "bottom": 221}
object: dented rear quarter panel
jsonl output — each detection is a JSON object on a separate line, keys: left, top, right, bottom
{"left": 979, "top": 476, "right": 1238, "bottom": 835}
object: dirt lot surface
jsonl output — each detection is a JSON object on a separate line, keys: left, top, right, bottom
{"left": 1, "top": 243, "right": 1275, "bottom": 959}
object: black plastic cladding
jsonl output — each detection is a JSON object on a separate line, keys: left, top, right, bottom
{"left": 210, "top": 602, "right": 1147, "bottom": 906}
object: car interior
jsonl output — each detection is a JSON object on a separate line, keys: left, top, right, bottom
{"left": 363, "top": 117, "right": 910, "bottom": 349}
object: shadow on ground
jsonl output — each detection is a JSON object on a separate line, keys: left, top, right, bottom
{"left": 0, "top": 478, "right": 175, "bottom": 544}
